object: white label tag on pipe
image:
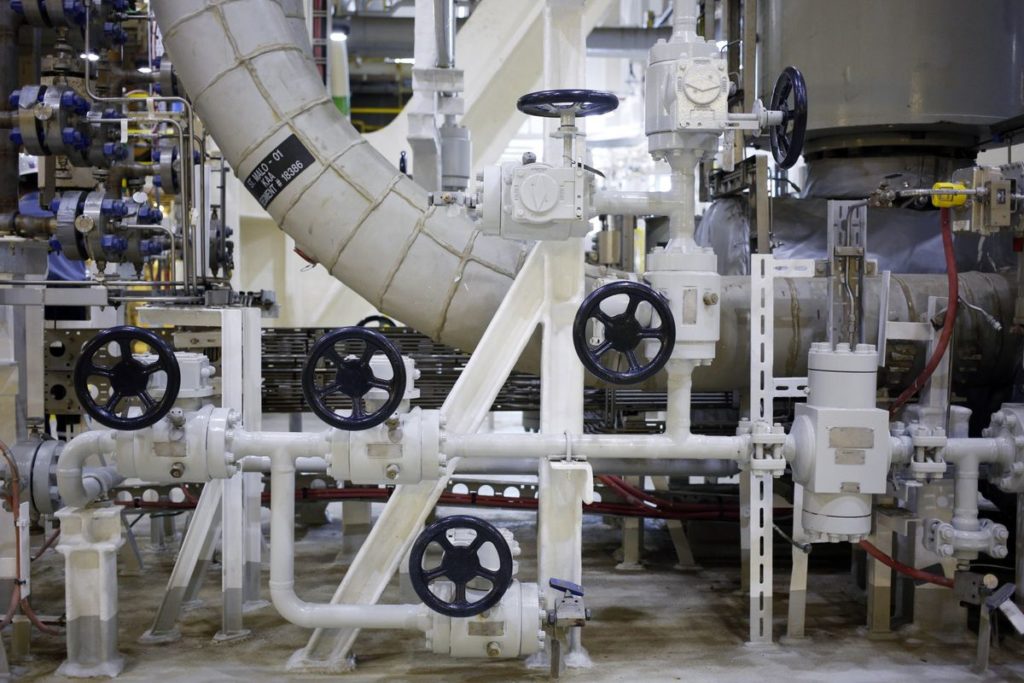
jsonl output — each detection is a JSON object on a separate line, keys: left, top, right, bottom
{"left": 120, "top": 119, "right": 128, "bottom": 143}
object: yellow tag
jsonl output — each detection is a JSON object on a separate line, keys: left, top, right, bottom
{"left": 932, "top": 182, "right": 968, "bottom": 208}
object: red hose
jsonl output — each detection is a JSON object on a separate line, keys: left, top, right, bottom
{"left": 889, "top": 207, "right": 958, "bottom": 416}
{"left": 31, "top": 529, "right": 61, "bottom": 562}
{"left": 858, "top": 539, "right": 954, "bottom": 588}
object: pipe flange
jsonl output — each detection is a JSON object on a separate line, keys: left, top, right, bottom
{"left": 202, "top": 407, "right": 238, "bottom": 480}
{"left": 982, "top": 404, "right": 1024, "bottom": 493}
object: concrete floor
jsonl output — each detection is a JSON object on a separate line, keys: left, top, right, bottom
{"left": 13, "top": 504, "right": 1024, "bottom": 682}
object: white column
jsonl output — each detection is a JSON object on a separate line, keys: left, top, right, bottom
{"left": 241, "top": 307, "right": 265, "bottom": 608}
{"left": 536, "top": 0, "right": 590, "bottom": 671}
{"left": 56, "top": 506, "right": 125, "bottom": 678}
{"left": 217, "top": 309, "right": 248, "bottom": 640}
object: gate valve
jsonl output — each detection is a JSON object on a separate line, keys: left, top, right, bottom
{"left": 73, "top": 326, "right": 181, "bottom": 430}
{"left": 516, "top": 89, "right": 619, "bottom": 120}
{"left": 572, "top": 280, "right": 676, "bottom": 384}
{"left": 767, "top": 66, "right": 808, "bottom": 169}
{"left": 408, "top": 515, "right": 514, "bottom": 618}
{"left": 301, "top": 326, "right": 407, "bottom": 431}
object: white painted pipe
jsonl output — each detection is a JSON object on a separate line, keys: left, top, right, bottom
{"left": 152, "top": 0, "right": 527, "bottom": 353}
{"left": 591, "top": 190, "right": 681, "bottom": 217}
{"left": 665, "top": 359, "right": 696, "bottom": 436}
{"left": 454, "top": 456, "right": 739, "bottom": 477}
{"left": 57, "top": 430, "right": 120, "bottom": 508}
{"left": 239, "top": 455, "right": 329, "bottom": 473}
{"left": 591, "top": 162, "right": 696, "bottom": 246}
{"left": 943, "top": 437, "right": 1013, "bottom": 465}
{"left": 942, "top": 436, "right": 1014, "bottom": 533}
{"left": 445, "top": 431, "right": 750, "bottom": 461}
{"left": 237, "top": 452, "right": 738, "bottom": 477}
{"left": 950, "top": 451, "right": 982, "bottom": 532}
{"left": 673, "top": 0, "right": 700, "bottom": 40}
{"left": 229, "top": 429, "right": 331, "bottom": 460}
{"left": 268, "top": 452, "right": 430, "bottom": 630}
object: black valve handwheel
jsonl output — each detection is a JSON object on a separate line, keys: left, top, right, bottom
{"left": 301, "top": 326, "right": 406, "bottom": 431}
{"left": 769, "top": 66, "right": 808, "bottom": 170}
{"left": 516, "top": 89, "right": 619, "bottom": 118}
{"left": 73, "top": 325, "right": 180, "bottom": 430}
{"left": 408, "top": 515, "right": 514, "bottom": 618}
{"left": 573, "top": 280, "right": 676, "bottom": 384}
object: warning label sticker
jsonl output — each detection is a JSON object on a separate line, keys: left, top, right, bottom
{"left": 243, "top": 134, "right": 315, "bottom": 209}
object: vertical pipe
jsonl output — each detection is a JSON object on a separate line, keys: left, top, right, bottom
{"left": 665, "top": 148, "right": 699, "bottom": 246}
{"left": 433, "top": 0, "right": 455, "bottom": 69}
{"left": 951, "top": 453, "right": 981, "bottom": 532}
{"left": 673, "top": 0, "right": 700, "bottom": 41}
{"left": 665, "top": 359, "right": 696, "bottom": 436}
{"left": 0, "top": 4, "right": 19, "bottom": 217}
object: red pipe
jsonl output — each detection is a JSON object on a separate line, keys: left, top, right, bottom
{"left": 889, "top": 207, "right": 958, "bottom": 416}
{"left": 858, "top": 539, "right": 954, "bottom": 588}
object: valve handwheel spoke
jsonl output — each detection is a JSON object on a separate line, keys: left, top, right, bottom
{"left": 409, "top": 515, "right": 514, "bottom": 618}
{"left": 73, "top": 325, "right": 181, "bottom": 430}
{"left": 572, "top": 280, "right": 676, "bottom": 384}
{"left": 301, "top": 326, "right": 407, "bottom": 431}
{"left": 769, "top": 66, "right": 808, "bottom": 170}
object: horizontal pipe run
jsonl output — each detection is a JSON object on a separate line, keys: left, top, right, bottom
{"left": 943, "top": 437, "right": 1013, "bottom": 465}
{"left": 445, "top": 432, "right": 750, "bottom": 461}
{"left": 237, "top": 453, "right": 738, "bottom": 477}
{"left": 239, "top": 455, "right": 328, "bottom": 473}
{"left": 591, "top": 190, "right": 680, "bottom": 217}
{"left": 229, "top": 430, "right": 331, "bottom": 460}
{"left": 453, "top": 456, "right": 739, "bottom": 477}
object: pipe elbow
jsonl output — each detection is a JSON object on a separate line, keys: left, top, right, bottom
{"left": 57, "top": 430, "right": 117, "bottom": 508}
{"left": 268, "top": 580, "right": 314, "bottom": 628}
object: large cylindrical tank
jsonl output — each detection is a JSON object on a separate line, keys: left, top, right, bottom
{"left": 760, "top": 0, "right": 1024, "bottom": 156}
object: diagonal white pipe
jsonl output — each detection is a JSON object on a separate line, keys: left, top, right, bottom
{"left": 152, "top": 0, "right": 528, "bottom": 353}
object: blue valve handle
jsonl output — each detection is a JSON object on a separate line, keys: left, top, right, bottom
{"left": 549, "top": 578, "right": 584, "bottom": 596}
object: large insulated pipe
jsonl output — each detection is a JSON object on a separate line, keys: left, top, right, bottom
{"left": 152, "top": 1, "right": 527, "bottom": 355}
{"left": 152, "top": 3, "right": 1020, "bottom": 393}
